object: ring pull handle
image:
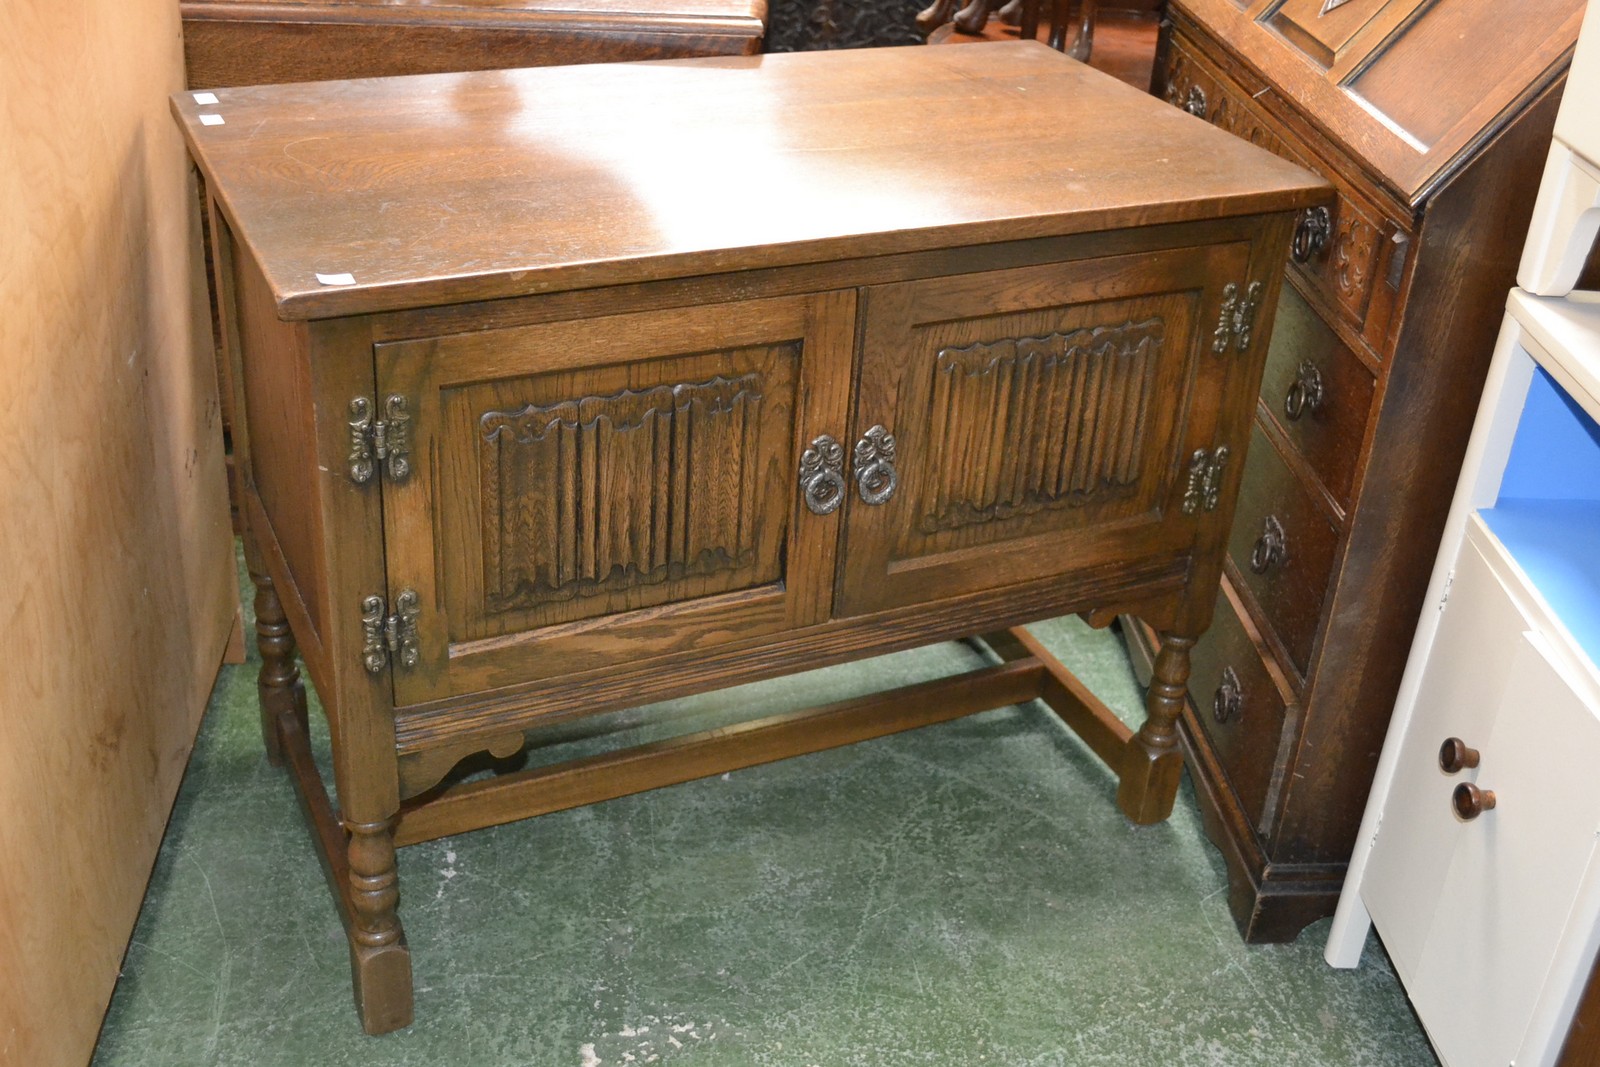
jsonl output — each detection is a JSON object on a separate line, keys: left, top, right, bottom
{"left": 1212, "top": 666, "right": 1243, "bottom": 724}
{"left": 1292, "top": 205, "right": 1331, "bottom": 263}
{"left": 1179, "top": 85, "right": 1208, "bottom": 119}
{"left": 1284, "top": 360, "right": 1325, "bottom": 421}
{"left": 1249, "top": 515, "right": 1287, "bottom": 574}
{"left": 1453, "top": 782, "right": 1497, "bottom": 821}
{"left": 853, "top": 425, "right": 898, "bottom": 506}
{"left": 1438, "top": 737, "right": 1481, "bottom": 775}
{"left": 798, "top": 434, "right": 846, "bottom": 516}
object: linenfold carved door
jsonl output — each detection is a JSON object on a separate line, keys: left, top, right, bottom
{"left": 375, "top": 291, "right": 855, "bottom": 705}
{"left": 836, "top": 245, "right": 1254, "bottom": 617}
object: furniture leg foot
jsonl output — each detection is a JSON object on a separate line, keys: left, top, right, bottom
{"left": 953, "top": 0, "right": 995, "bottom": 36}
{"left": 1117, "top": 631, "right": 1195, "bottom": 825}
{"left": 248, "top": 563, "right": 307, "bottom": 768}
{"left": 1047, "top": 0, "right": 1069, "bottom": 50}
{"left": 1065, "top": 0, "right": 1096, "bottom": 61}
{"left": 347, "top": 818, "right": 413, "bottom": 1034}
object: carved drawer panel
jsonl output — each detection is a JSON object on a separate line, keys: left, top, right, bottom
{"left": 1165, "top": 33, "right": 1400, "bottom": 344}
{"left": 1257, "top": 283, "right": 1376, "bottom": 511}
{"left": 1188, "top": 575, "right": 1295, "bottom": 838}
{"left": 837, "top": 241, "right": 1258, "bottom": 617}
{"left": 372, "top": 291, "right": 855, "bottom": 706}
{"left": 1262, "top": 0, "right": 1389, "bottom": 69}
{"left": 1226, "top": 422, "right": 1341, "bottom": 680}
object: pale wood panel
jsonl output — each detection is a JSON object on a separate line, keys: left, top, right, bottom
{"left": 0, "top": 0, "right": 238, "bottom": 1063}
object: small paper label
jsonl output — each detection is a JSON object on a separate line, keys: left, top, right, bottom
{"left": 198, "top": 113, "right": 224, "bottom": 126}
{"left": 192, "top": 92, "right": 220, "bottom": 105}
{"left": 1318, "top": 0, "right": 1354, "bottom": 13}
{"left": 315, "top": 272, "right": 357, "bottom": 286}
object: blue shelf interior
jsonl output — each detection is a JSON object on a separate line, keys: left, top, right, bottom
{"left": 1479, "top": 365, "right": 1600, "bottom": 669}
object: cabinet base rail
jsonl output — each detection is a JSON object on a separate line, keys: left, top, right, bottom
{"left": 264, "top": 622, "right": 1187, "bottom": 1033}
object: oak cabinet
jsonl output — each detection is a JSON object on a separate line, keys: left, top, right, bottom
{"left": 1130, "top": 0, "right": 1585, "bottom": 942}
{"left": 176, "top": 42, "right": 1325, "bottom": 1032}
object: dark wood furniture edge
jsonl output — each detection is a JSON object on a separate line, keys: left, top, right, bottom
{"left": 1120, "top": 613, "right": 1340, "bottom": 942}
{"left": 1557, "top": 951, "right": 1600, "bottom": 1066}
{"left": 181, "top": 0, "right": 767, "bottom": 34}
{"left": 1267, "top": 74, "right": 1571, "bottom": 867}
{"left": 1166, "top": 2, "right": 1579, "bottom": 204}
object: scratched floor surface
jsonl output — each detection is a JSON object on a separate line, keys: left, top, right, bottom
{"left": 92, "top": 560, "right": 1435, "bottom": 1067}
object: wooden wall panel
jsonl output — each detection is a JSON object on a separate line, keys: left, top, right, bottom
{"left": 0, "top": 1, "right": 238, "bottom": 1064}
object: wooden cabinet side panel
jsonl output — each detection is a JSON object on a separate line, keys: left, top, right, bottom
{"left": 1268, "top": 77, "right": 1566, "bottom": 866}
{"left": 230, "top": 242, "right": 332, "bottom": 654}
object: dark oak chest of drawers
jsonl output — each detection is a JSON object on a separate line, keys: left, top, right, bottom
{"left": 1128, "top": 0, "right": 1585, "bottom": 942}
{"left": 175, "top": 42, "right": 1324, "bottom": 1031}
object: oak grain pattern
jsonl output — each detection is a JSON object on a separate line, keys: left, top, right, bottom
{"left": 0, "top": 1, "right": 237, "bottom": 1063}
{"left": 182, "top": 0, "right": 767, "bottom": 88}
{"left": 376, "top": 291, "right": 853, "bottom": 705}
{"left": 837, "top": 241, "right": 1253, "bottom": 618}
{"left": 172, "top": 41, "right": 1327, "bottom": 321}
{"left": 1171, "top": 0, "right": 1579, "bottom": 202}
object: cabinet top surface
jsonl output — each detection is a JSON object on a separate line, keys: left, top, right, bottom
{"left": 1170, "top": 0, "right": 1580, "bottom": 203}
{"left": 179, "top": 0, "right": 766, "bottom": 20}
{"left": 174, "top": 42, "right": 1327, "bottom": 320}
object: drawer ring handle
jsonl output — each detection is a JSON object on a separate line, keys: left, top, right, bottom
{"left": 1284, "top": 360, "right": 1325, "bottom": 421}
{"left": 1249, "top": 514, "right": 1288, "bottom": 574}
{"left": 1292, "top": 206, "right": 1331, "bottom": 263}
{"left": 1453, "top": 782, "right": 1496, "bottom": 821}
{"left": 1212, "top": 666, "right": 1243, "bottom": 724}
{"left": 853, "top": 425, "right": 898, "bottom": 506}
{"left": 1179, "top": 85, "right": 1207, "bottom": 119}
{"left": 798, "top": 434, "right": 847, "bottom": 516}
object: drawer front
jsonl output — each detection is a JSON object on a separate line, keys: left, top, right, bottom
{"left": 1258, "top": 283, "right": 1376, "bottom": 510}
{"left": 1188, "top": 575, "right": 1294, "bottom": 836}
{"left": 1227, "top": 423, "right": 1340, "bottom": 678}
{"left": 1164, "top": 33, "right": 1397, "bottom": 341}
{"left": 836, "top": 239, "right": 1262, "bottom": 617}
{"left": 372, "top": 291, "right": 855, "bottom": 705}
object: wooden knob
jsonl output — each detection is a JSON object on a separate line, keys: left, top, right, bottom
{"left": 1438, "top": 737, "right": 1481, "bottom": 774}
{"left": 1452, "top": 782, "right": 1496, "bottom": 821}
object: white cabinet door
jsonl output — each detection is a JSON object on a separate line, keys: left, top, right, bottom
{"left": 1361, "top": 536, "right": 1530, "bottom": 981}
{"left": 1410, "top": 629, "right": 1600, "bottom": 1067}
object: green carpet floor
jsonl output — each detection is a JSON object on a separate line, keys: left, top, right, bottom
{"left": 92, "top": 567, "right": 1435, "bottom": 1066}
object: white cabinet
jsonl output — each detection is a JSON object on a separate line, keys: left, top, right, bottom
{"left": 1327, "top": 2, "right": 1600, "bottom": 1060}
{"left": 1326, "top": 288, "right": 1600, "bottom": 1067}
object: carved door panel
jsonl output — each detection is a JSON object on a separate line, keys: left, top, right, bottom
{"left": 374, "top": 291, "right": 855, "bottom": 705}
{"left": 837, "top": 243, "right": 1255, "bottom": 617}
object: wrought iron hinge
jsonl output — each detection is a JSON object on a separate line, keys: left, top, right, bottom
{"left": 1212, "top": 281, "right": 1264, "bottom": 354}
{"left": 1181, "top": 445, "right": 1230, "bottom": 515}
{"left": 348, "top": 394, "right": 412, "bottom": 485}
{"left": 360, "top": 590, "right": 420, "bottom": 674}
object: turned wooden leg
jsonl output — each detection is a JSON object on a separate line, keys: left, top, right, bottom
{"left": 247, "top": 561, "right": 308, "bottom": 767}
{"left": 1065, "top": 0, "right": 1097, "bottom": 61}
{"left": 953, "top": 0, "right": 997, "bottom": 36}
{"left": 1116, "top": 631, "right": 1195, "bottom": 825}
{"left": 1044, "top": 0, "right": 1066, "bottom": 49}
{"left": 916, "top": 0, "right": 962, "bottom": 34}
{"left": 346, "top": 818, "right": 413, "bottom": 1034}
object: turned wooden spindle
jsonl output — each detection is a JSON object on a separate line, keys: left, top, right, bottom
{"left": 1118, "top": 632, "right": 1197, "bottom": 825}
{"left": 346, "top": 818, "right": 413, "bottom": 1033}
{"left": 247, "top": 564, "right": 308, "bottom": 766}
